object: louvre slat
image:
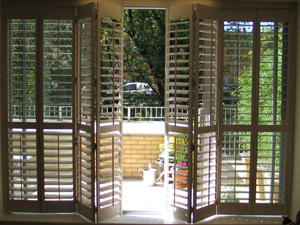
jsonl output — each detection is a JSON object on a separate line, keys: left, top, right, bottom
{"left": 44, "top": 159, "right": 72, "bottom": 164}
{"left": 44, "top": 166, "right": 73, "bottom": 171}
{"left": 81, "top": 182, "right": 92, "bottom": 192}
{"left": 99, "top": 197, "right": 121, "bottom": 207}
{"left": 99, "top": 169, "right": 122, "bottom": 178}
{"left": 99, "top": 148, "right": 121, "bottom": 154}
{"left": 100, "top": 140, "right": 121, "bottom": 147}
{"left": 99, "top": 155, "right": 121, "bottom": 162}
{"left": 9, "top": 172, "right": 37, "bottom": 177}
{"left": 99, "top": 183, "right": 121, "bottom": 192}
{"left": 44, "top": 173, "right": 73, "bottom": 179}
{"left": 44, "top": 145, "right": 72, "bottom": 150}
{"left": 10, "top": 166, "right": 37, "bottom": 170}
{"left": 99, "top": 191, "right": 121, "bottom": 200}
{"left": 44, "top": 152, "right": 72, "bottom": 157}
{"left": 44, "top": 195, "right": 73, "bottom": 200}
{"left": 10, "top": 194, "right": 37, "bottom": 199}
{"left": 98, "top": 176, "right": 121, "bottom": 184}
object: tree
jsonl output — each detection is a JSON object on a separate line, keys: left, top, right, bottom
{"left": 123, "top": 9, "right": 165, "bottom": 106}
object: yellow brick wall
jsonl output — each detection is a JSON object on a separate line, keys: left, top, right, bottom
{"left": 123, "top": 134, "right": 164, "bottom": 178}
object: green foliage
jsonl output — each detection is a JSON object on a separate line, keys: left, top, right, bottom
{"left": 157, "top": 134, "right": 188, "bottom": 166}
{"left": 124, "top": 9, "right": 165, "bottom": 106}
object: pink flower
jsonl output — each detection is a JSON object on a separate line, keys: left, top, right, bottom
{"left": 178, "top": 162, "right": 187, "bottom": 167}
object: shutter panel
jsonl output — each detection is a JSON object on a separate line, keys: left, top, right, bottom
{"left": 219, "top": 14, "right": 254, "bottom": 214}
{"left": 75, "top": 3, "right": 96, "bottom": 222}
{"left": 193, "top": 5, "right": 219, "bottom": 222}
{"left": 166, "top": 5, "right": 194, "bottom": 223}
{"left": 7, "top": 19, "right": 37, "bottom": 123}
{"left": 252, "top": 12, "right": 290, "bottom": 215}
{"left": 96, "top": 2, "right": 123, "bottom": 222}
{"left": 43, "top": 19, "right": 73, "bottom": 123}
{"left": 8, "top": 128, "right": 39, "bottom": 211}
{"left": 40, "top": 7, "right": 75, "bottom": 212}
{"left": 219, "top": 9, "right": 292, "bottom": 216}
{"left": 5, "top": 12, "right": 40, "bottom": 212}
{"left": 44, "top": 129, "right": 74, "bottom": 202}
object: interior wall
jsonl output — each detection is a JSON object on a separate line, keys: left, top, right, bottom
{"left": 291, "top": 2, "right": 300, "bottom": 220}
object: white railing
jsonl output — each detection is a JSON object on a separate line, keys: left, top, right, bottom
{"left": 11, "top": 105, "right": 236, "bottom": 122}
{"left": 11, "top": 105, "right": 73, "bottom": 119}
{"left": 123, "top": 106, "right": 165, "bottom": 121}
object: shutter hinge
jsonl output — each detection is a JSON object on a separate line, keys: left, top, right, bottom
{"left": 218, "top": 77, "right": 222, "bottom": 89}
{"left": 94, "top": 78, "right": 97, "bottom": 86}
{"left": 192, "top": 79, "right": 196, "bottom": 88}
{"left": 192, "top": 143, "right": 195, "bottom": 152}
{"left": 94, "top": 143, "right": 97, "bottom": 151}
{"left": 193, "top": 10, "right": 196, "bottom": 22}
{"left": 191, "top": 207, "right": 194, "bottom": 214}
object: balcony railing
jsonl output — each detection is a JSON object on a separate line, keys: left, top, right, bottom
{"left": 10, "top": 105, "right": 237, "bottom": 122}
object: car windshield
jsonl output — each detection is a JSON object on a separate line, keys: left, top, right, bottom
{"left": 124, "top": 84, "right": 136, "bottom": 91}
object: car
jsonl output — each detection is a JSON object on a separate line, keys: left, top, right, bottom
{"left": 123, "top": 82, "right": 154, "bottom": 94}
{"left": 123, "top": 82, "right": 156, "bottom": 106}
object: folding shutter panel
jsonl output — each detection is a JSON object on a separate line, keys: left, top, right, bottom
{"left": 3, "top": 7, "right": 40, "bottom": 212}
{"left": 75, "top": 3, "right": 96, "bottom": 221}
{"left": 219, "top": 10, "right": 255, "bottom": 214}
{"left": 96, "top": 3, "right": 123, "bottom": 222}
{"left": 41, "top": 7, "right": 75, "bottom": 212}
{"left": 252, "top": 10, "right": 291, "bottom": 215}
{"left": 193, "top": 5, "right": 219, "bottom": 222}
{"left": 165, "top": 5, "right": 194, "bottom": 223}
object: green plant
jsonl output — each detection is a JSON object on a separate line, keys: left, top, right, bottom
{"left": 156, "top": 134, "right": 188, "bottom": 169}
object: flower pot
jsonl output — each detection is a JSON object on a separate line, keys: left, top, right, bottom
{"left": 174, "top": 170, "right": 188, "bottom": 188}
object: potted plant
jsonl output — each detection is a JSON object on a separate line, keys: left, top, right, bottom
{"left": 157, "top": 135, "right": 189, "bottom": 187}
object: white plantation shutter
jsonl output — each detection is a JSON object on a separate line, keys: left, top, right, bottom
{"left": 252, "top": 11, "right": 291, "bottom": 215}
{"left": 4, "top": 9, "right": 40, "bottom": 212}
{"left": 43, "top": 19, "right": 73, "bottom": 123}
{"left": 7, "top": 19, "right": 37, "bottom": 123}
{"left": 43, "top": 129, "right": 74, "bottom": 201}
{"left": 96, "top": 2, "right": 123, "bottom": 222}
{"left": 40, "top": 8, "right": 76, "bottom": 212}
{"left": 219, "top": 12, "right": 255, "bottom": 213}
{"left": 75, "top": 3, "right": 96, "bottom": 222}
{"left": 165, "top": 4, "right": 194, "bottom": 223}
{"left": 193, "top": 5, "right": 219, "bottom": 222}
{"left": 8, "top": 128, "right": 39, "bottom": 211}
{"left": 3, "top": 6, "right": 76, "bottom": 213}
{"left": 219, "top": 9, "right": 292, "bottom": 216}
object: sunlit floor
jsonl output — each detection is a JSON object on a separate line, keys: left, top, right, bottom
{"left": 101, "top": 179, "right": 183, "bottom": 224}
{"left": 122, "top": 179, "right": 166, "bottom": 213}
{"left": 0, "top": 179, "right": 285, "bottom": 224}
{"left": 101, "top": 179, "right": 285, "bottom": 224}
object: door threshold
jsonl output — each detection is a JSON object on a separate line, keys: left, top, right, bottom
{"left": 123, "top": 210, "right": 164, "bottom": 215}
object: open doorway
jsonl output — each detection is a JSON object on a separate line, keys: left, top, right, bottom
{"left": 121, "top": 8, "right": 167, "bottom": 214}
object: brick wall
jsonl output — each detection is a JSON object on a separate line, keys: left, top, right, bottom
{"left": 123, "top": 133, "right": 164, "bottom": 178}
